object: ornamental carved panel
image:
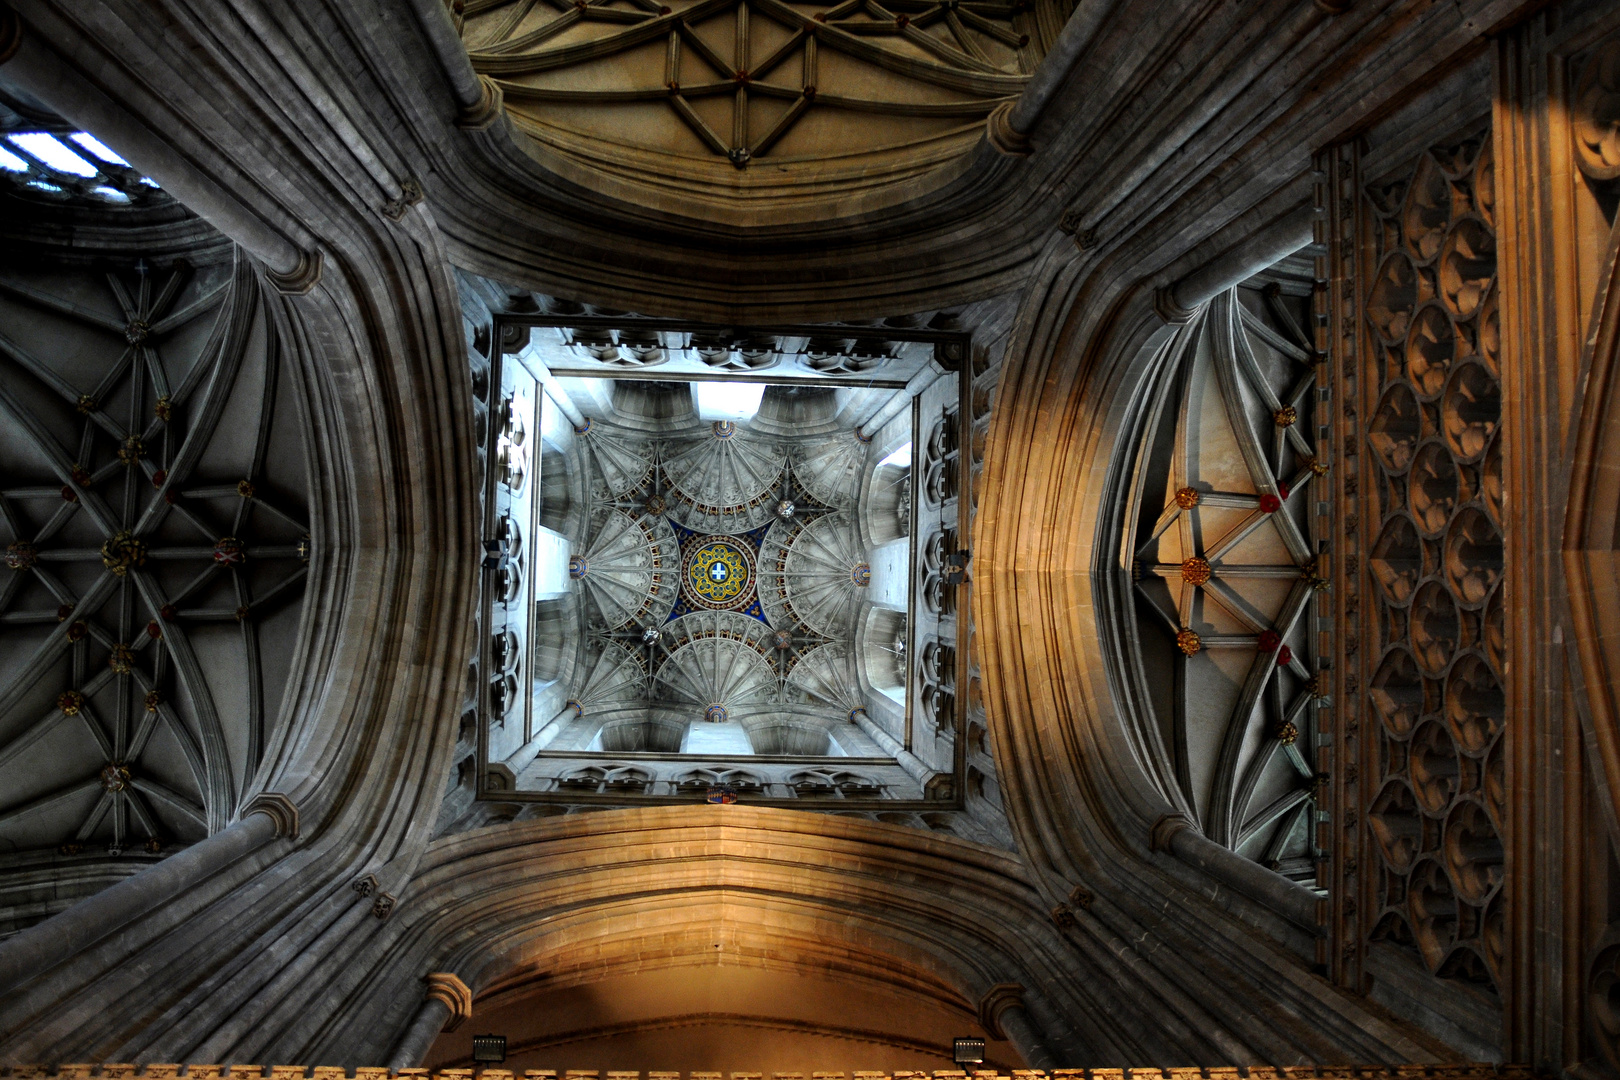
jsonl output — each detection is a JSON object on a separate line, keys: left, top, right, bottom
{"left": 1329, "top": 126, "right": 1504, "bottom": 1008}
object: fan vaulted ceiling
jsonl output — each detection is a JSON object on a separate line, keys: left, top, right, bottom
{"left": 464, "top": 300, "right": 975, "bottom": 812}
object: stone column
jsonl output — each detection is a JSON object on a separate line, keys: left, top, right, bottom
{"left": 0, "top": 13, "right": 313, "bottom": 283}
{"left": 389, "top": 972, "right": 473, "bottom": 1068}
{"left": 978, "top": 983, "right": 1059, "bottom": 1069}
{"left": 0, "top": 797, "right": 293, "bottom": 996}
{"left": 1154, "top": 204, "right": 1320, "bottom": 322}
{"left": 1151, "top": 814, "right": 1323, "bottom": 933}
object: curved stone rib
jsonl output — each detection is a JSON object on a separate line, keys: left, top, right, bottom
{"left": 132, "top": 776, "right": 208, "bottom": 829}
{"left": 129, "top": 569, "right": 235, "bottom": 835}
{"left": 0, "top": 380, "right": 121, "bottom": 535}
{"left": 1235, "top": 785, "right": 1310, "bottom": 851}
{"left": 1205, "top": 577, "right": 1313, "bottom": 847}
{"left": 147, "top": 281, "right": 227, "bottom": 338}
{"left": 1207, "top": 294, "right": 1284, "bottom": 505}
{"left": 0, "top": 571, "right": 119, "bottom": 720}
{"left": 0, "top": 776, "right": 102, "bottom": 828}
{"left": 133, "top": 256, "right": 258, "bottom": 536}
{"left": 0, "top": 276, "right": 127, "bottom": 335}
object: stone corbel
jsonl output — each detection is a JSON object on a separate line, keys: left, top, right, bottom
{"left": 1149, "top": 811, "right": 1194, "bottom": 851}
{"left": 383, "top": 179, "right": 425, "bottom": 221}
{"left": 1057, "top": 209, "right": 1098, "bottom": 252}
{"left": 425, "top": 972, "right": 474, "bottom": 1032}
{"left": 977, "top": 982, "right": 1025, "bottom": 1040}
{"left": 243, "top": 792, "right": 300, "bottom": 840}
{"left": 985, "top": 101, "right": 1032, "bottom": 157}
{"left": 266, "top": 249, "right": 324, "bottom": 296}
{"left": 457, "top": 74, "right": 505, "bottom": 130}
{"left": 1151, "top": 287, "right": 1198, "bottom": 326}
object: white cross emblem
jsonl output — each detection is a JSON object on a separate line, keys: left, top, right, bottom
{"left": 709, "top": 561, "right": 729, "bottom": 582}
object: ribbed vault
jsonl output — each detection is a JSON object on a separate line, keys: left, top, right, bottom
{"left": 0, "top": 0, "right": 1593, "bottom": 1072}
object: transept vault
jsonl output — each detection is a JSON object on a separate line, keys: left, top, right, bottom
{"left": 1, "top": 0, "right": 1619, "bottom": 1075}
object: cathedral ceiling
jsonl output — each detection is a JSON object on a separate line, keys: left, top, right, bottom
{"left": 456, "top": 0, "right": 1060, "bottom": 219}
{"left": 565, "top": 418, "right": 875, "bottom": 744}
{"left": 454, "top": 292, "right": 988, "bottom": 814}
{"left": 0, "top": 0, "right": 1583, "bottom": 1068}
{"left": 1115, "top": 274, "right": 1324, "bottom": 884}
{"left": 0, "top": 107, "right": 313, "bottom": 937}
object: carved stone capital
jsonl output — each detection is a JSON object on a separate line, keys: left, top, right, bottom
{"left": 425, "top": 971, "right": 474, "bottom": 1032}
{"left": 382, "top": 179, "right": 425, "bottom": 221}
{"left": 243, "top": 792, "right": 299, "bottom": 839}
{"left": 1574, "top": 42, "right": 1620, "bottom": 182}
{"left": 1149, "top": 811, "right": 1194, "bottom": 851}
{"left": 985, "top": 101, "right": 1032, "bottom": 157}
{"left": 977, "top": 982, "right": 1025, "bottom": 1039}
{"left": 457, "top": 75, "right": 505, "bottom": 130}
{"left": 266, "top": 249, "right": 323, "bottom": 296}
{"left": 1152, "top": 286, "right": 1197, "bottom": 325}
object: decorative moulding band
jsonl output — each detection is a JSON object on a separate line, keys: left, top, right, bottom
{"left": 0, "top": 1066, "right": 1550, "bottom": 1079}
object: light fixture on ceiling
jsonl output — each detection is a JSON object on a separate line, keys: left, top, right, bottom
{"left": 953, "top": 1036, "right": 987, "bottom": 1068}
{"left": 695, "top": 380, "right": 767, "bottom": 423}
{"left": 470, "top": 1034, "right": 507, "bottom": 1064}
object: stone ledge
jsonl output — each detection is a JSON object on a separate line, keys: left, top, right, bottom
{"left": 0, "top": 1067, "right": 1543, "bottom": 1079}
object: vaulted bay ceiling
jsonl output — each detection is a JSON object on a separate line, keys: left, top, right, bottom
{"left": 0, "top": 132, "right": 312, "bottom": 935}
{"left": 1108, "top": 268, "right": 1325, "bottom": 886}
{"left": 456, "top": 0, "right": 1062, "bottom": 219}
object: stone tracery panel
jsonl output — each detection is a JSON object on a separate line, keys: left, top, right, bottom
{"left": 1360, "top": 129, "right": 1502, "bottom": 995}
{"left": 1321, "top": 120, "right": 1505, "bottom": 1032}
